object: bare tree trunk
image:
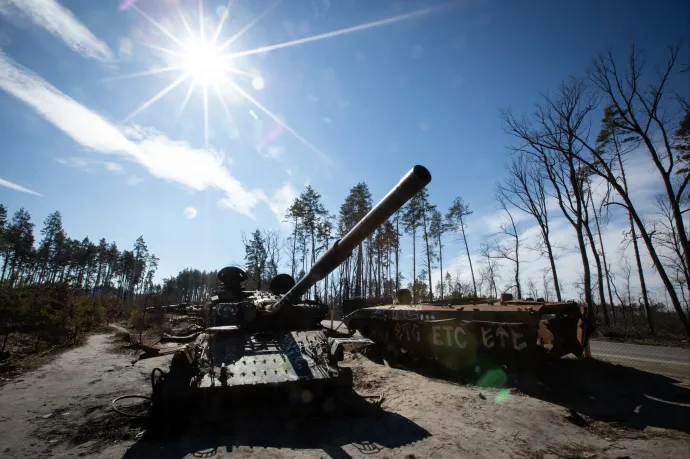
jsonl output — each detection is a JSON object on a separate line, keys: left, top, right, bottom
{"left": 1, "top": 253, "right": 9, "bottom": 280}
{"left": 584, "top": 221, "right": 610, "bottom": 326}
{"left": 412, "top": 228, "right": 417, "bottom": 304}
{"left": 438, "top": 232, "right": 444, "bottom": 299}
{"left": 591, "top": 195, "right": 616, "bottom": 324}
{"left": 422, "top": 211, "right": 433, "bottom": 300}
{"left": 544, "top": 239, "right": 562, "bottom": 301}
{"left": 395, "top": 216, "right": 400, "bottom": 292}
{"left": 460, "top": 222, "right": 476, "bottom": 296}
{"left": 355, "top": 244, "right": 363, "bottom": 297}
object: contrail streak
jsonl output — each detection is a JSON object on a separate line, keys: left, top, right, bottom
{"left": 227, "top": 2, "right": 456, "bottom": 60}
{"left": 217, "top": 0, "right": 282, "bottom": 52}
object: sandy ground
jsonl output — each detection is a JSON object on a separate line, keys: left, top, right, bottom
{"left": 0, "top": 329, "right": 688, "bottom": 459}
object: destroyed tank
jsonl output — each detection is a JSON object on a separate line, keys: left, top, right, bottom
{"left": 148, "top": 165, "right": 432, "bottom": 417}
{"left": 342, "top": 290, "right": 589, "bottom": 375}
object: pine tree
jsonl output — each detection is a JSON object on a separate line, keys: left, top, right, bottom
{"left": 297, "top": 186, "right": 328, "bottom": 298}
{"left": 339, "top": 182, "right": 372, "bottom": 298}
{"left": 4, "top": 208, "right": 35, "bottom": 285}
{"left": 243, "top": 229, "right": 268, "bottom": 289}
{"left": 285, "top": 197, "right": 305, "bottom": 279}
{"left": 316, "top": 216, "right": 334, "bottom": 303}
{"left": 0, "top": 204, "right": 8, "bottom": 279}
{"left": 38, "top": 211, "right": 64, "bottom": 283}
{"left": 415, "top": 188, "right": 436, "bottom": 300}
{"left": 430, "top": 208, "right": 450, "bottom": 299}
{"left": 447, "top": 197, "right": 477, "bottom": 297}
{"left": 402, "top": 192, "right": 423, "bottom": 303}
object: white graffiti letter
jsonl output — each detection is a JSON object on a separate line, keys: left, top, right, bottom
{"left": 395, "top": 324, "right": 403, "bottom": 341}
{"left": 432, "top": 325, "right": 444, "bottom": 346}
{"left": 496, "top": 327, "right": 509, "bottom": 348}
{"left": 412, "top": 324, "right": 421, "bottom": 342}
{"left": 442, "top": 326, "right": 454, "bottom": 347}
{"left": 454, "top": 326, "right": 467, "bottom": 348}
{"left": 512, "top": 330, "right": 527, "bottom": 350}
{"left": 481, "top": 327, "right": 495, "bottom": 348}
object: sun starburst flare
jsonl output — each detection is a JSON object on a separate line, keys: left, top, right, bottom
{"left": 120, "top": 0, "right": 457, "bottom": 154}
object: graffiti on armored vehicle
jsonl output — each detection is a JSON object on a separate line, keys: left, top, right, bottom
{"left": 429, "top": 323, "right": 528, "bottom": 351}
{"left": 394, "top": 322, "right": 421, "bottom": 343}
{"left": 391, "top": 319, "right": 531, "bottom": 354}
{"left": 393, "top": 308, "right": 437, "bottom": 321}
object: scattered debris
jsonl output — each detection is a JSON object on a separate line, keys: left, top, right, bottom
{"left": 565, "top": 409, "right": 590, "bottom": 427}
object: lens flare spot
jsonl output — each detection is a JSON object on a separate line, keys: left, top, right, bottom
{"left": 476, "top": 368, "right": 508, "bottom": 388}
{"left": 495, "top": 389, "right": 511, "bottom": 404}
{"left": 252, "top": 76, "right": 265, "bottom": 90}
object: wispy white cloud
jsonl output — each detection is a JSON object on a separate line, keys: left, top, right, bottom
{"left": 127, "top": 175, "right": 143, "bottom": 186}
{"left": 263, "top": 182, "right": 298, "bottom": 226}
{"left": 183, "top": 206, "right": 197, "bottom": 220}
{"left": 104, "top": 161, "right": 123, "bottom": 174}
{"left": 55, "top": 156, "right": 125, "bottom": 175}
{"left": 264, "top": 145, "right": 284, "bottom": 159}
{"left": 0, "top": 50, "right": 287, "bottom": 219}
{"left": 481, "top": 206, "right": 534, "bottom": 234}
{"left": 0, "top": 0, "right": 114, "bottom": 61}
{"left": 55, "top": 156, "right": 90, "bottom": 169}
{"left": 0, "top": 177, "right": 42, "bottom": 196}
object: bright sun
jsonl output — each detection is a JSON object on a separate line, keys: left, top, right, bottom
{"left": 180, "top": 39, "right": 228, "bottom": 86}
{"left": 123, "top": 0, "right": 448, "bottom": 154}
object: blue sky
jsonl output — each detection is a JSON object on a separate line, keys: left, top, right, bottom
{"left": 0, "top": 0, "right": 688, "bottom": 297}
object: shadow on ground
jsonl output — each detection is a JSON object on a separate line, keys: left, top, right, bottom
{"left": 532, "top": 358, "right": 690, "bottom": 434}
{"left": 118, "top": 391, "right": 430, "bottom": 459}
{"left": 360, "top": 346, "right": 690, "bottom": 435}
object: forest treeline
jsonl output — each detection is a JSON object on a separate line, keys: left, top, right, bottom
{"left": 1, "top": 42, "right": 689, "bottom": 342}
{"left": 0, "top": 207, "right": 160, "bottom": 353}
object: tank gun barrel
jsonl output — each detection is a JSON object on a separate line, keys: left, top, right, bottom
{"left": 266, "top": 165, "right": 432, "bottom": 313}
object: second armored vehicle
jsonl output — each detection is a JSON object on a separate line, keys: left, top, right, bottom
{"left": 343, "top": 291, "right": 589, "bottom": 374}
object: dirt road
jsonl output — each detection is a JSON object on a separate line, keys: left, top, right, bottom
{"left": 0, "top": 330, "right": 688, "bottom": 459}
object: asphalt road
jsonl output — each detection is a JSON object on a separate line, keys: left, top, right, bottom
{"left": 589, "top": 340, "right": 689, "bottom": 380}
{"left": 322, "top": 320, "right": 690, "bottom": 380}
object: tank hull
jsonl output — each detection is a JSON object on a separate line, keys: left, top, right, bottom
{"left": 150, "top": 327, "right": 357, "bottom": 418}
